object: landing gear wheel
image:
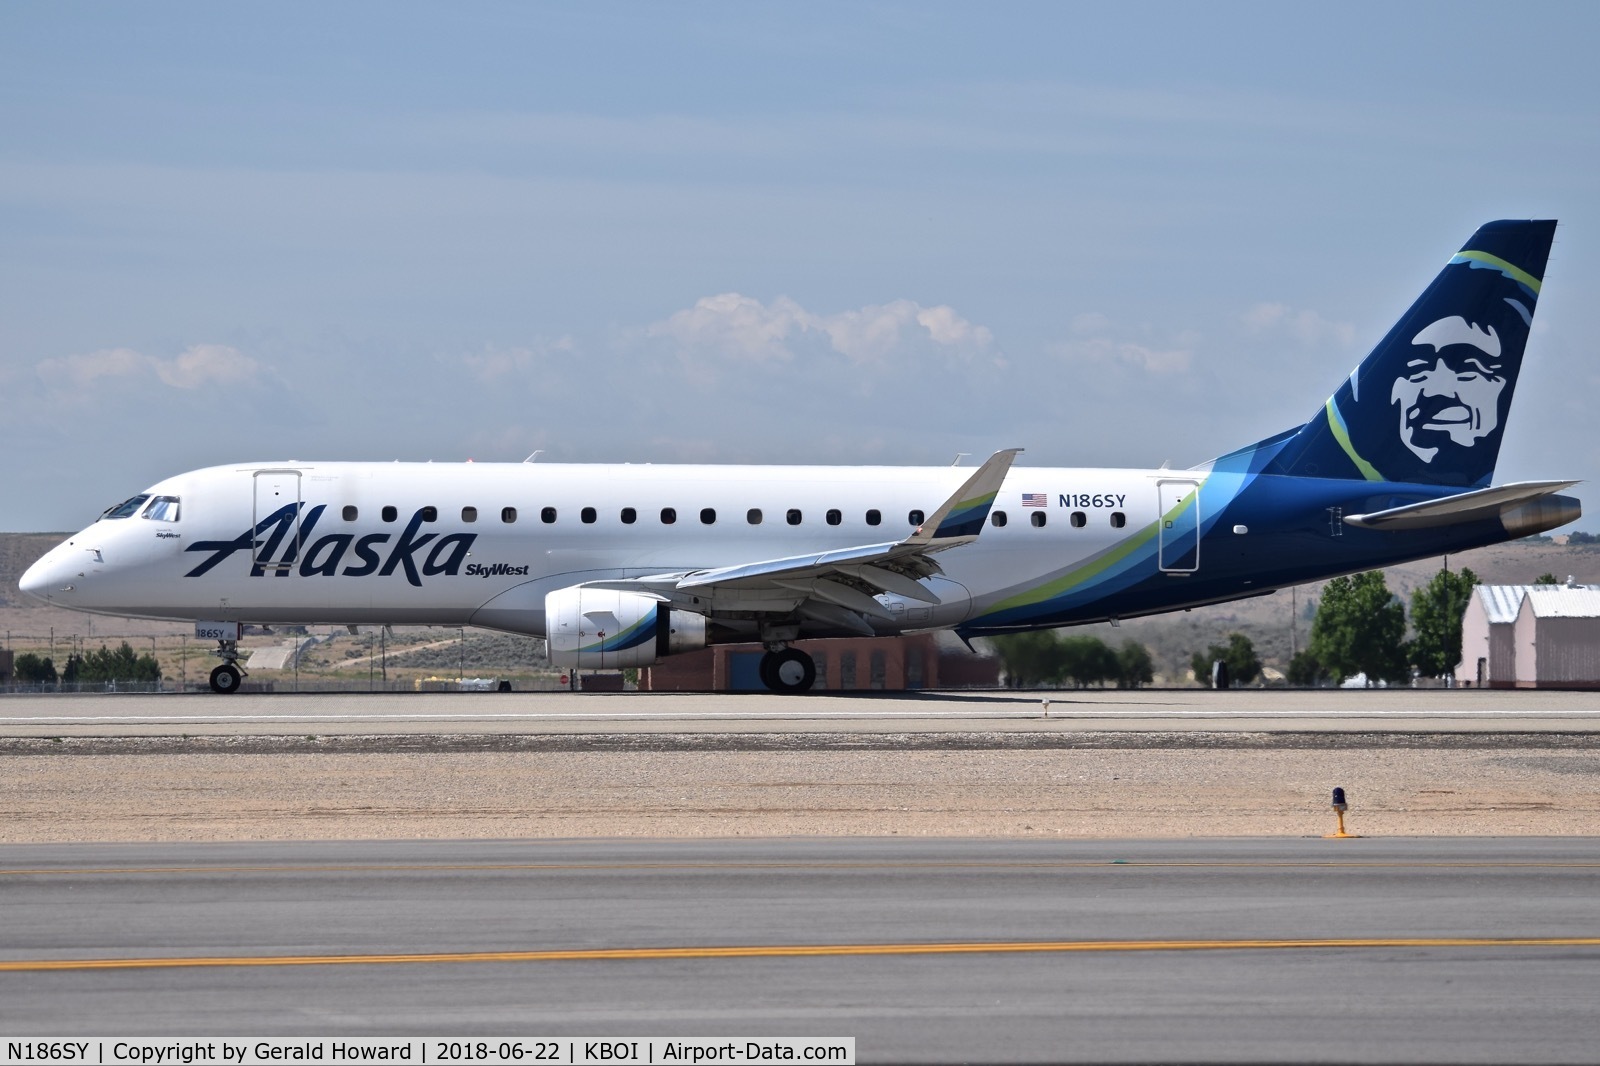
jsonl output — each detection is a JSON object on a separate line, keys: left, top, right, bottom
{"left": 760, "top": 648, "right": 816, "bottom": 695}
{"left": 209, "top": 664, "right": 243, "bottom": 694}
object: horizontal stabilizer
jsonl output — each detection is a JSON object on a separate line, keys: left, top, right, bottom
{"left": 1343, "top": 480, "right": 1580, "bottom": 531}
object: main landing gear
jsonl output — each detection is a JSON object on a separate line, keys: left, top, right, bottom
{"left": 209, "top": 638, "right": 247, "bottom": 694}
{"left": 759, "top": 647, "right": 816, "bottom": 695}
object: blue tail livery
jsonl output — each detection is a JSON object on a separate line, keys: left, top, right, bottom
{"left": 1268, "top": 219, "right": 1556, "bottom": 488}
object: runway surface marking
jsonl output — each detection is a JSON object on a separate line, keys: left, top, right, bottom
{"left": 5, "top": 860, "right": 1599, "bottom": 877}
{"left": 6, "top": 937, "right": 1600, "bottom": 972}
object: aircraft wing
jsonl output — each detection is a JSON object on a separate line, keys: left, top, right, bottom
{"left": 584, "top": 447, "right": 1021, "bottom": 633}
{"left": 1343, "top": 480, "right": 1580, "bottom": 531}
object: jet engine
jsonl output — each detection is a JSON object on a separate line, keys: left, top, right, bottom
{"left": 545, "top": 586, "right": 706, "bottom": 668}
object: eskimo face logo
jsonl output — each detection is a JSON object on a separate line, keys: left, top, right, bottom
{"left": 1390, "top": 316, "right": 1507, "bottom": 463}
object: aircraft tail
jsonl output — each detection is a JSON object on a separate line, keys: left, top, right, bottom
{"left": 1265, "top": 219, "right": 1557, "bottom": 487}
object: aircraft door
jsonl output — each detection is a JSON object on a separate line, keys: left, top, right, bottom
{"left": 252, "top": 469, "right": 302, "bottom": 572}
{"left": 1157, "top": 479, "right": 1200, "bottom": 573}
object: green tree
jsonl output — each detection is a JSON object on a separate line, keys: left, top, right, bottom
{"left": 1115, "top": 640, "right": 1155, "bottom": 689}
{"left": 1408, "top": 567, "right": 1479, "bottom": 679}
{"left": 13, "top": 653, "right": 57, "bottom": 684}
{"left": 991, "top": 631, "right": 1064, "bottom": 688}
{"left": 1190, "top": 632, "right": 1261, "bottom": 686}
{"left": 1287, "top": 649, "right": 1330, "bottom": 687}
{"left": 1309, "top": 571, "right": 1410, "bottom": 686}
{"left": 76, "top": 642, "right": 161, "bottom": 684}
{"left": 1058, "top": 635, "right": 1119, "bottom": 688}
{"left": 1533, "top": 573, "right": 1560, "bottom": 585}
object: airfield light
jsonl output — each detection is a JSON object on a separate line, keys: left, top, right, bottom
{"left": 1326, "top": 787, "right": 1358, "bottom": 839}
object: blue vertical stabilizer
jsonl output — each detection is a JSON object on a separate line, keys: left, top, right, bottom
{"left": 1265, "top": 219, "right": 1557, "bottom": 487}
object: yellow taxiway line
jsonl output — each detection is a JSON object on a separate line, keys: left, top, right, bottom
{"left": 6, "top": 937, "right": 1600, "bottom": 972}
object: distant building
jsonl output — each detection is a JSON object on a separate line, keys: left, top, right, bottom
{"left": 1456, "top": 580, "right": 1600, "bottom": 689}
{"left": 643, "top": 632, "right": 998, "bottom": 692}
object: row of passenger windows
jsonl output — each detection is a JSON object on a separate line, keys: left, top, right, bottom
{"left": 994, "top": 510, "right": 1127, "bottom": 529}
{"left": 337, "top": 504, "right": 1127, "bottom": 529}
{"left": 343, "top": 504, "right": 925, "bottom": 526}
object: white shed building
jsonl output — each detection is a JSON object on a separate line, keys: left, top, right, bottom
{"left": 1455, "top": 581, "right": 1600, "bottom": 689}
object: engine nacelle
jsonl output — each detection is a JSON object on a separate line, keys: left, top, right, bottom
{"left": 545, "top": 586, "right": 707, "bottom": 669}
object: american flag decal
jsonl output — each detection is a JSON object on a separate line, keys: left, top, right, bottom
{"left": 1021, "top": 493, "right": 1048, "bottom": 508}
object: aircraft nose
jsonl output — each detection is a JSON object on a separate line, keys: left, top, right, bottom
{"left": 19, "top": 548, "right": 75, "bottom": 604}
{"left": 18, "top": 555, "right": 54, "bottom": 603}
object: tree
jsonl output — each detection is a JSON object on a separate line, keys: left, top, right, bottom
{"left": 1309, "top": 571, "right": 1410, "bottom": 685}
{"left": 1115, "top": 640, "right": 1155, "bottom": 689}
{"left": 75, "top": 642, "right": 162, "bottom": 684}
{"left": 1568, "top": 531, "right": 1597, "bottom": 545}
{"left": 13, "top": 653, "right": 57, "bottom": 684}
{"left": 1534, "top": 573, "right": 1560, "bottom": 585}
{"left": 1058, "top": 635, "right": 1119, "bottom": 688}
{"left": 991, "top": 631, "right": 1064, "bottom": 688}
{"left": 1408, "top": 567, "right": 1479, "bottom": 679}
{"left": 1190, "top": 632, "right": 1261, "bottom": 687}
{"left": 1287, "top": 649, "right": 1330, "bottom": 687}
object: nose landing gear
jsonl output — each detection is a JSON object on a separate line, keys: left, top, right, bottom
{"left": 759, "top": 647, "right": 816, "bottom": 694}
{"left": 209, "top": 639, "right": 247, "bottom": 694}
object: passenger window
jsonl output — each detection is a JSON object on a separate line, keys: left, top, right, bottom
{"left": 581, "top": 507, "right": 597, "bottom": 524}
{"left": 866, "top": 509, "right": 881, "bottom": 526}
{"left": 102, "top": 495, "right": 150, "bottom": 520}
{"left": 1071, "top": 511, "right": 1087, "bottom": 528}
{"left": 420, "top": 506, "right": 437, "bottom": 522}
{"left": 826, "top": 509, "right": 842, "bottom": 526}
{"left": 747, "top": 508, "right": 763, "bottom": 525}
{"left": 621, "top": 507, "right": 637, "bottom": 524}
{"left": 661, "top": 507, "right": 677, "bottom": 524}
{"left": 1031, "top": 511, "right": 1047, "bottom": 528}
{"left": 908, "top": 509, "right": 925, "bottom": 527}
{"left": 461, "top": 506, "right": 477, "bottom": 523}
{"left": 141, "top": 496, "right": 181, "bottom": 522}
{"left": 700, "top": 508, "right": 716, "bottom": 525}
{"left": 990, "top": 510, "right": 1007, "bottom": 527}
{"left": 501, "top": 507, "right": 517, "bottom": 523}
{"left": 344, "top": 505, "right": 360, "bottom": 522}
{"left": 786, "top": 509, "right": 802, "bottom": 526}
{"left": 541, "top": 507, "right": 557, "bottom": 524}
{"left": 1110, "top": 511, "right": 1126, "bottom": 528}
{"left": 382, "top": 506, "right": 398, "bottom": 523}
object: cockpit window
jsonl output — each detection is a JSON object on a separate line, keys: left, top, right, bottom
{"left": 101, "top": 495, "right": 150, "bottom": 520}
{"left": 142, "top": 496, "right": 181, "bottom": 522}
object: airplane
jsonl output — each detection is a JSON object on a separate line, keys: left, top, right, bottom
{"left": 21, "top": 219, "right": 1580, "bottom": 694}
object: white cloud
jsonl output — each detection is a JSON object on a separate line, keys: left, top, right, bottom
{"left": 648, "top": 293, "right": 812, "bottom": 363}
{"left": 35, "top": 344, "right": 259, "bottom": 392}
{"left": 453, "top": 337, "right": 578, "bottom": 381}
{"left": 152, "top": 344, "right": 259, "bottom": 388}
{"left": 1240, "top": 302, "right": 1355, "bottom": 347}
{"left": 647, "top": 293, "right": 998, "bottom": 366}
{"left": 1056, "top": 314, "right": 1192, "bottom": 373}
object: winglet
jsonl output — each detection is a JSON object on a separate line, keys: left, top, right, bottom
{"left": 909, "top": 448, "right": 1022, "bottom": 544}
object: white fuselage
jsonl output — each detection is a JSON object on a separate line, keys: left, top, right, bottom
{"left": 21, "top": 460, "right": 1173, "bottom": 636}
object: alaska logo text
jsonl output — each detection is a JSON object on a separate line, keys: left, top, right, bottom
{"left": 184, "top": 504, "right": 477, "bottom": 587}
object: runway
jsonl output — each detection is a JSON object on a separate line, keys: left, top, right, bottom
{"left": 3, "top": 837, "right": 1600, "bottom": 1063}
{"left": 3, "top": 687, "right": 1600, "bottom": 738}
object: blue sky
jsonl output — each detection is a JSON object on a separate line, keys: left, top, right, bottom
{"left": 3, "top": 1, "right": 1597, "bottom": 530}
